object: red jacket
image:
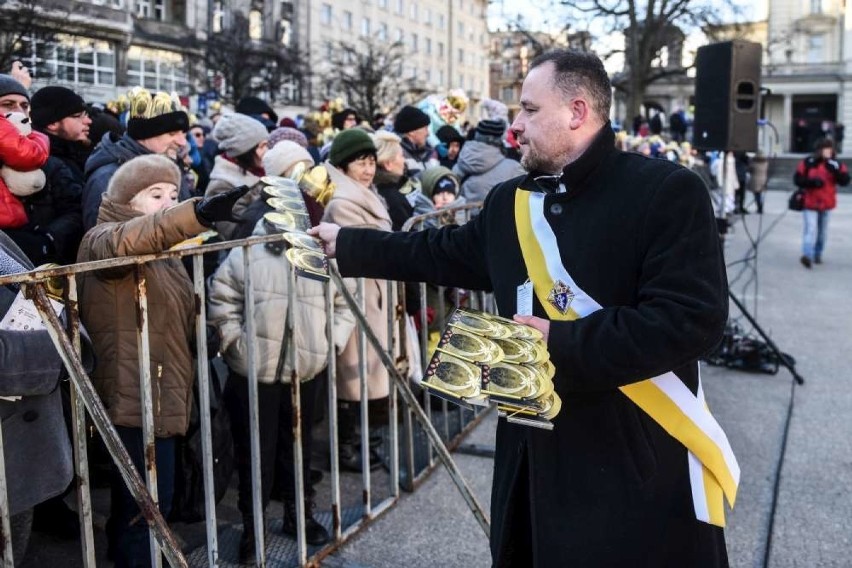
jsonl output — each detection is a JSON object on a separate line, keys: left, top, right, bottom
{"left": 0, "top": 115, "right": 50, "bottom": 228}
{"left": 794, "top": 156, "right": 850, "bottom": 211}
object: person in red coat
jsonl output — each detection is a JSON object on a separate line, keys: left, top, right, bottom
{"left": 0, "top": 72, "right": 49, "bottom": 229}
{"left": 793, "top": 138, "right": 850, "bottom": 268}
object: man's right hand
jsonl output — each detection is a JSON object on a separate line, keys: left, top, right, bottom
{"left": 307, "top": 222, "right": 341, "bottom": 258}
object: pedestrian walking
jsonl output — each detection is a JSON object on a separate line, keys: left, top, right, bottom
{"left": 793, "top": 138, "right": 849, "bottom": 267}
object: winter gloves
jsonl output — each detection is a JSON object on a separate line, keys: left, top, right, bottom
{"left": 194, "top": 185, "right": 250, "bottom": 226}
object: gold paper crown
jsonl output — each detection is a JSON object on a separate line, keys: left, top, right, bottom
{"left": 127, "top": 87, "right": 185, "bottom": 120}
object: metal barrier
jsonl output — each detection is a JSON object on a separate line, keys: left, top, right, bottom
{"left": 0, "top": 202, "right": 490, "bottom": 567}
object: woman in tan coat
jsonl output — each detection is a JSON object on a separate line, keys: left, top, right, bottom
{"left": 77, "top": 154, "right": 247, "bottom": 567}
{"left": 322, "top": 129, "right": 394, "bottom": 472}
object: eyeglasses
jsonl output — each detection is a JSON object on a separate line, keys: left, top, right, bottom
{"left": 69, "top": 111, "right": 89, "bottom": 120}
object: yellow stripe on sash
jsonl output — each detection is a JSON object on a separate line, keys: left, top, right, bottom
{"left": 513, "top": 188, "right": 738, "bottom": 527}
{"left": 514, "top": 192, "right": 581, "bottom": 321}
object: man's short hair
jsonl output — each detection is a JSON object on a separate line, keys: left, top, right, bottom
{"left": 530, "top": 49, "right": 612, "bottom": 122}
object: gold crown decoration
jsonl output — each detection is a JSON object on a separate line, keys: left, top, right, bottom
{"left": 127, "top": 87, "right": 185, "bottom": 120}
{"left": 420, "top": 308, "right": 561, "bottom": 429}
{"left": 298, "top": 165, "right": 336, "bottom": 206}
{"left": 259, "top": 176, "right": 330, "bottom": 282}
{"left": 106, "top": 94, "right": 129, "bottom": 116}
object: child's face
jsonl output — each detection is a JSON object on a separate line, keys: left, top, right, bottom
{"left": 130, "top": 182, "right": 179, "bottom": 215}
{"left": 432, "top": 191, "right": 455, "bottom": 208}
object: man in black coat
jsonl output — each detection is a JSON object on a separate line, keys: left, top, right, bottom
{"left": 310, "top": 49, "right": 734, "bottom": 567}
{"left": 7, "top": 86, "right": 90, "bottom": 265}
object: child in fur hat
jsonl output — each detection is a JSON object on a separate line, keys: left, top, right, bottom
{"left": 76, "top": 154, "right": 247, "bottom": 567}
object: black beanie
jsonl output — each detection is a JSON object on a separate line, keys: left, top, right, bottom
{"left": 435, "top": 124, "right": 465, "bottom": 145}
{"left": 393, "top": 105, "right": 430, "bottom": 134}
{"left": 332, "top": 108, "right": 358, "bottom": 130}
{"left": 127, "top": 111, "right": 190, "bottom": 140}
{"left": 236, "top": 96, "right": 278, "bottom": 124}
{"left": 30, "top": 86, "right": 86, "bottom": 129}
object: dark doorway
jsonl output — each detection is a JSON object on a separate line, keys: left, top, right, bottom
{"left": 791, "top": 95, "right": 837, "bottom": 153}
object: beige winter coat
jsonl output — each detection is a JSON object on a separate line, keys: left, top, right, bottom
{"left": 204, "top": 155, "right": 263, "bottom": 240}
{"left": 77, "top": 198, "right": 208, "bottom": 437}
{"left": 207, "top": 219, "right": 356, "bottom": 383}
{"left": 322, "top": 163, "right": 395, "bottom": 401}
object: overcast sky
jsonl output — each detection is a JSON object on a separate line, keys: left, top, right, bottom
{"left": 487, "top": 0, "right": 769, "bottom": 34}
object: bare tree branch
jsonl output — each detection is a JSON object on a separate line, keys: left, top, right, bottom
{"left": 324, "top": 37, "right": 410, "bottom": 120}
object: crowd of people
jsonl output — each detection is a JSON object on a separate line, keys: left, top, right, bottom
{"left": 0, "top": 45, "right": 843, "bottom": 566}
{"left": 0, "top": 58, "right": 529, "bottom": 566}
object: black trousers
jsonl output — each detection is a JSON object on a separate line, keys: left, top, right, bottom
{"left": 224, "top": 370, "right": 321, "bottom": 517}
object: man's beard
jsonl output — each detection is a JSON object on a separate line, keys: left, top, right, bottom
{"left": 520, "top": 147, "right": 553, "bottom": 173}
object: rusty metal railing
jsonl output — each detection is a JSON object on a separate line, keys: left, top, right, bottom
{"left": 0, "top": 200, "right": 491, "bottom": 567}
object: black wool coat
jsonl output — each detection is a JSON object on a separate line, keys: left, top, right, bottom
{"left": 337, "top": 126, "right": 730, "bottom": 567}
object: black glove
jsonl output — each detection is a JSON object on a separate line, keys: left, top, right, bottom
{"left": 194, "top": 185, "right": 250, "bottom": 226}
{"left": 806, "top": 177, "right": 824, "bottom": 188}
{"left": 826, "top": 159, "right": 840, "bottom": 172}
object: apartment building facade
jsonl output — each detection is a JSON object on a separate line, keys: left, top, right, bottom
{"left": 2, "top": 0, "right": 490, "bottom": 116}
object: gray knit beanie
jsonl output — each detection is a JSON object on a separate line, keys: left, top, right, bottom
{"left": 474, "top": 119, "right": 507, "bottom": 146}
{"left": 212, "top": 113, "right": 269, "bottom": 158}
{"left": 0, "top": 74, "right": 29, "bottom": 100}
{"left": 106, "top": 154, "right": 182, "bottom": 205}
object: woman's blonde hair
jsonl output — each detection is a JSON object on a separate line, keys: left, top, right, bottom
{"left": 373, "top": 130, "right": 402, "bottom": 166}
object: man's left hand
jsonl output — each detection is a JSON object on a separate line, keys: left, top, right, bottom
{"left": 513, "top": 314, "right": 550, "bottom": 342}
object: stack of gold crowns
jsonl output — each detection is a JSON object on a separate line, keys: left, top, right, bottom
{"left": 259, "top": 175, "right": 329, "bottom": 282}
{"left": 422, "top": 308, "right": 562, "bottom": 429}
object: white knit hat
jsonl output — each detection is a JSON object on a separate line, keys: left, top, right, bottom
{"left": 261, "top": 140, "right": 314, "bottom": 177}
{"left": 212, "top": 113, "right": 269, "bottom": 158}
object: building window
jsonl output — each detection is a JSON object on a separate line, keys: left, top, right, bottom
{"left": 438, "top": 41, "right": 444, "bottom": 57}
{"left": 212, "top": 1, "right": 225, "bottom": 32}
{"left": 457, "top": 22, "right": 464, "bottom": 37}
{"left": 378, "top": 0, "right": 387, "bottom": 8}
{"left": 808, "top": 34, "right": 824, "bottom": 63}
{"left": 342, "top": 10, "right": 352, "bottom": 30}
{"left": 280, "top": 1, "right": 293, "bottom": 20}
{"left": 457, "top": 48, "right": 464, "bottom": 64}
{"left": 135, "top": 0, "right": 166, "bottom": 20}
{"left": 127, "top": 45, "right": 189, "bottom": 93}
{"left": 396, "top": 28, "right": 404, "bottom": 42}
{"left": 425, "top": 37, "right": 432, "bottom": 54}
{"left": 810, "top": 0, "right": 823, "bottom": 13}
{"left": 17, "top": 35, "right": 116, "bottom": 86}
{"left": 279, "top": 20, "right": 291, "bottom": 45}
{"left": 320, "top": 4, "right": 332, "bottom": 25}
{"left": 377, "top": 22, "right": 387, "bottom": 41}
{"left": 458, "top": 72, "right": 463, "bottom": 88}
{"left": 361, "top": 17, "right": 370, "bottom": 36}
{"left": 438, "top": 14, "right": 445, "bottom": 30}
{"left": 424, "top": 7, "right": 431, "bottom": 25}
{"left": 249, "top": 10, "right": 262, "bottom": 40}
{"left": 438, "top": 69, "right": 444, "bottom": 87}
{"left": 411, "top": 33, "right": 418, "bottom": 52}
{"left": 410, "top": 3, "right": 417, "bottom": 20}
{"left": 396, "top": 0, "right": 403, "bottom": 15}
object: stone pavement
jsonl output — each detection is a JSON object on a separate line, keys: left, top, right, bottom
{"left": 328, "top": 189, "right": 852, "bottom": 567}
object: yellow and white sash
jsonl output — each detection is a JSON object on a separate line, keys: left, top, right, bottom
{"left": 514, "top": 190, "right": 739, "bottom": 527}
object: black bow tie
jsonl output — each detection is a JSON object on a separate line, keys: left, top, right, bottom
{"left": 534, "top": 174, "right": 562, "bottom": 193}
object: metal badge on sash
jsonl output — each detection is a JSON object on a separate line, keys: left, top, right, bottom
{"left": 547, "top": 279, "right": 575, "bottom": 314}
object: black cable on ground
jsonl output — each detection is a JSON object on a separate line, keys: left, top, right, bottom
{"left": 762, "top": 371, "right": 799, "bottom": 568}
